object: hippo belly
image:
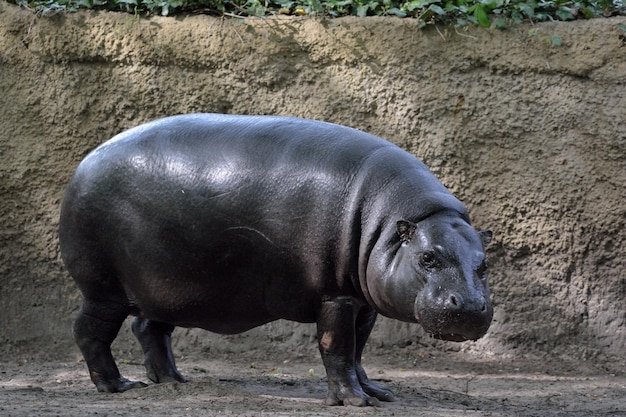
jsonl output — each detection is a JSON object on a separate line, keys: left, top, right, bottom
{"left": 59, "top": 114, "right": 493, "bottom": 406}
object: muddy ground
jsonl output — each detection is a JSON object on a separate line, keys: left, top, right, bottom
{"left": 2, "top": 347, "right": 625, "bottom": 416}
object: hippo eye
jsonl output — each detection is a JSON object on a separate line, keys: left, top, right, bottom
{"left": 419, "top": 251, "right": 437, "bottom": 268}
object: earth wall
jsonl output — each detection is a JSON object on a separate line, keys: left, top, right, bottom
{"left": 0, "top": 1, "right": 624, "bottom": 364}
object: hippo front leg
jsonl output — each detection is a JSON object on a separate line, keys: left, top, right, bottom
{"left": 131, "top": 318, "right": 186, "bottom": 384}
{"left": 317, "top": 296, "right": 393, "bottom": 406}
{"left": 354, "top": 307, "right": 395, "bottom": 403}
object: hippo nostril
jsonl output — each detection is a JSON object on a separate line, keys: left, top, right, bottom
{"left": 450, "top": 295, "right": 458, "bottom": 307}
{"left": 477, "top": 296, "right": 489, "bottom": 313}
{"left": 444, "top": 293, "right": 462, "bottom": 310}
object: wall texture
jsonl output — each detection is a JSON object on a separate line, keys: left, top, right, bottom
{"left": 1, "top": 2, "right": 624, "bottom": 363}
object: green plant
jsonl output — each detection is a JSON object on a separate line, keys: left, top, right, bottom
{"left": 9, "top": 0, "right": 625, "bottom": 25}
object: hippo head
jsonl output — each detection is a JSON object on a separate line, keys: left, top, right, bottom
{"left": 370, "top": 212, "right": 493, "bottom": 342}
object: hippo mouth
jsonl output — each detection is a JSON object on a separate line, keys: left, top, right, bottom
{"left": 424, "top": 326, "right": 488, "bottom": 342}
{"left": 415, "top": 312, "right": 491, "bottom": 342}
{"left": 430, "top": 332, "right": 474, "bottom": 342}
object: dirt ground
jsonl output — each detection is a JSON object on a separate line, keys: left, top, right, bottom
{"left": 2, "top": 348, "right": 625, "bottom": 417}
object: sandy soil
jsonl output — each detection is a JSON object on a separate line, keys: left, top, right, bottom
{"left": 2, "top": 349, "right": 625, "bottom": 417}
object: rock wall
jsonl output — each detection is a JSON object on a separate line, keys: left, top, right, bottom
{"left": 1, "top": 1, "right": 624, "bottom": 363}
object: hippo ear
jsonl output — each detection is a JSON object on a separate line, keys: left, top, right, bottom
{"left": 479, "top": 230, "right": 493, "bottom": 246}
{"left": 396, "top": 220, "right": 417, "bottom": 243}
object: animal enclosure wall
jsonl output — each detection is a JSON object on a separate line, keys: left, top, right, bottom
{"left": 0, "top": 2, "right": 624, "bottom": 363}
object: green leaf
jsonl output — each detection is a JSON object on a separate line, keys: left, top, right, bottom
{"left": 405, "top": 0, "right": 438, "bottom": 9}
{"left": 428, "top": 3, "right": 445, "bottom": 14}
{"left": 478, "top": 0, "right": 498, "bottom": 7}
{"left": 580, "top": 6, "right": 595, "bottom": 18}
{"left": 518, "top": 2, "right": 535, "bottom": 17}
{"left": 466, "top": 14, "right": 478, "bottom": 24}
{"left": 495, "top": 16, "right": 506, "bottom": 28}
{"left": 248, "top": 3, "right": 266, "bottom": 15}
{"left": 306, "top": 0, "right": 323, "bottom": 13}
{"left": 511, "top": 9, "right": 523, "bottom": 23}
{"left": 474, "top": 4, "right": 490, "bottom": 27}
{"left": 444, "top": 1, "right": 457, "bottom": 12}
{"left": 386, "top": 7, "right": 407, "bottom": 16}
{"left": 356, "top": 3, "right": 368, "bottom": 16}
{"left": 618, "top": 23, "right": 626, "bottom": 33}
{"left": 555, "top": 6, "right": 574, "bottom": 20}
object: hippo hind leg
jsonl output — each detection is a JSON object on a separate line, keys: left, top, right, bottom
{"left": 74, "top": 300, "right": 147, "bottom": 393}
{"left": 131, "top": 317, "right": 186, "bottom": 384}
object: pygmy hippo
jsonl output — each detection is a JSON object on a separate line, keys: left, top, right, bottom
{"left": 59, "top": 114, "right": 493, "bottom": 406}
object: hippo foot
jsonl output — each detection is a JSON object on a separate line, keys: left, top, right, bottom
{"left": 362, "top": 382, "right": 395, "bottom": 403}
{"left": 325, "top": 385, "right": 389, "bottom": 407}
{"left": 92, "top": 373, "right": 148, "bottom": 393}
{"left": 325, "top": 392, "right": 380, "bottom": 407}
{"left": 146, "top": 369, "right": 187, "bottom": 384}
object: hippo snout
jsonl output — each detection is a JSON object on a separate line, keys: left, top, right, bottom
{"left": 444, "top": 292, "right": 488, "bottom": 314}
{"left": 415, "top": 288, "right": 493, "bottom": 342}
